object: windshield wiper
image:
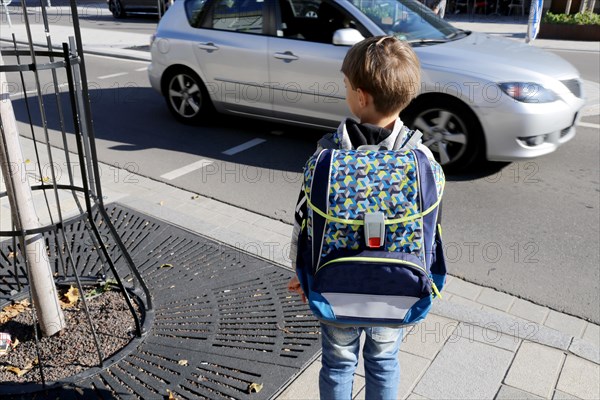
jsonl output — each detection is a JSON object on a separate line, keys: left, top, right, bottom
{"left": 445, "top": 30, "right": 471, "bottom": 40}
{"left": 406, "top": 38, "right": 450, "bottom": 46}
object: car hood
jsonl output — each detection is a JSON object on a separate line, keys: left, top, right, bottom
{"left": 416, "top": 32, "right": 580, "bottom": 82}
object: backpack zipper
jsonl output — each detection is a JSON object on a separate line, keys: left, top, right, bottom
{"left": 316, "top": 256, "right": 442, "bottom": 298}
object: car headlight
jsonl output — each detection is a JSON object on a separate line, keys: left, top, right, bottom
{"left": 498, "top": 82, "right": 558, "bottom": 103}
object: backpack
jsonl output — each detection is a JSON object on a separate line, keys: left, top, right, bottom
{"left": 295, "top": 129, "right": 446, "bottom": 327}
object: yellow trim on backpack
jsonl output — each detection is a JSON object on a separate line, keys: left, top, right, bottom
{"left": 438, "top": 224, "right": 442, "bottom": 237}
{"left": 305, "top": 184, "right": 444, "bottom": 226}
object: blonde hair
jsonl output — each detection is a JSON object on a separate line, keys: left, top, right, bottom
{"left": 341, "top": 36, "right": 421, "bottom": 115}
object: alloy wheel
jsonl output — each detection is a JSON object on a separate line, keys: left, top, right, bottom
{"left": 411, "top": 108, "right": 469, "bottom": 166}
{"left": 167, "top": 73, "right": 203, "bottom": 120}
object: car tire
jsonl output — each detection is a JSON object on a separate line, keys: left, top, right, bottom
{"left": 110, "top": 0, "right": 126, "bottom": 18}
{"left": 402, "top": 96, "right": 484, "bottom": 171}
{"left": 163, "top": 68, "right": 213, "bottom": 124}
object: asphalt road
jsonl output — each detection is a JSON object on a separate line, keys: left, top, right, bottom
{"left": 3, "top": 16, "right": 599, "bottom": 323}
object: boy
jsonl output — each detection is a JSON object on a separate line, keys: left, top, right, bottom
{"left": 288, "top": 36, "right": 432, "bottom": 399}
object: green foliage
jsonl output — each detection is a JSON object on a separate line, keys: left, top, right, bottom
{"left": 85, "top": 279, "right": 118, "bottom": 299}
{"left": 542, "top": 11, "right": 600, "bottom": 25}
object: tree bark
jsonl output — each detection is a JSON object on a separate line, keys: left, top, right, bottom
{"left": 0, "top": 52, "right": 65, "bottom": 337}
{"left": 564, "top": 0, "right": 573, "bottom": 13}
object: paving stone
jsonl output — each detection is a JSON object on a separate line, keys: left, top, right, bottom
{"left": 413, "top": 335, "right": 513, "bottom": 399}
{"left": 476, "top": 287, "right": 515, "bottom": 312}
{"left": 448, "top": 295, "right": 484, "bottom": 310}
{"left": 569, "top": 337, "right": 600, "bottom": 364}
{"left": 406, "top": 394, "right": 428, "bottom": 400}
{"left": 552, "top": 390, "right": 579, "bottom": 399}
{"left": 253, "top": 216, "right": 294, "bottom": 237}
{"left": 432, "top": 301, "right": 573, "bottom": 351}
{"left": 508, "top": 298, "right": 550, "bottom": 324}
{"left": 504, "top": 342, "right": 565, "bottom": 398}
{"left": 276, "top": 360, "right": 321, "bottom": 400}
{"left": 444, "top": 278, "right": 483, "bottom": 300}
{"left": 495, "top": 385, "right": 543, "bottom": 399}
{"left": 455, "top": 323, "right": 521, "bottom": 352}
{"left": 544, "top": 310, "right": 587, "bottom": 338}
{"left": 401, "top": 314, "right": 459, "bottom": 360}
{"left": 556, "top": 355, "right": 600, "bottom": 399}
{"left": 397, "top": 352, "right": 431, "bottom": 400}
{"left": 582, "top": 322, "right": 600, "bottom": 347}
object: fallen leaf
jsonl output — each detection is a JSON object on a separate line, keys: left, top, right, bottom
{"left": 276, "top": 324, "right": 291, "bottom": 334}
{"left": 159, "top": 201, "right": 165, "bottom": 206}
{"left": 178, "top": 359, "right": 188, "bottom": 366}
{"left": 166, "top": 389, "right": 177, "bottom": 400}
{"left": 61, "top": 286, "right": 80, "bottom": 308}
{"left": 41, "top": 176, "right": 50, "bottom": 183}
{"left": 11, "top": 338, "right": 20, "bottom": 349}
{"left": 75, "top": 387, "right": 84, "bottom": 395}
{"left": 160, "top": 264, "right": 173, "bottom": 269}
{"left": 6, "top": 366, "right": 23, "bottom": 376}
{"left": 0, "top": 300, "right": 30, "bottom": 323}
{"left": 247, "top": 383, "right": 263, "bottom": 393}
{"left": 7, "top": 359, "right": 37, "bottom": 377}
{"left": 25, "top": 159, "right": 31, "bottom": 164}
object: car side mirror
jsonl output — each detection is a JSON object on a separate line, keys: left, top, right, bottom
{"left": 332, "top": 28, "right": 365, "bottom": 46}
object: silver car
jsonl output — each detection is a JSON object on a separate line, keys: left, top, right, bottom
{"left": 148, "top": 0, "right": 585, "bottom": 169}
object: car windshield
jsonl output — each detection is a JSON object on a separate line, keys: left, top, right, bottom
{"left": 349, "top": 0, "right": 464, "bottom": 42}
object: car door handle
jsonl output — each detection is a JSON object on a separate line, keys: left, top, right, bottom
{"left": 273, "top": 51, "right": 299, "bottom": 61}
{"left": 197, "top": 42, "right": 219, "bottom": 51}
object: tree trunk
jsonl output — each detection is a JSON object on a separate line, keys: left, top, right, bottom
{"left": 0, "top": 52, "right": 65, "bottom": 337}
{"left": 564, "top": 0, "right": 573, "bottom": 13}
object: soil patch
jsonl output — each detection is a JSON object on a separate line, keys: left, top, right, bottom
{"left": 0, "top": 289, "right": 141, "bottom": 384}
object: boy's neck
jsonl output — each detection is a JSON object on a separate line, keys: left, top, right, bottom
{"left": 359, "top": 114, "right": 398, "bottom": 131}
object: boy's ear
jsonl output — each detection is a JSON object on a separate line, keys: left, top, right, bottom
{"left": 356, "top": 88, "right": 370, "bottom": 108}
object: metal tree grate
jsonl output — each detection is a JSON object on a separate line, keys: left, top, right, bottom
{"left": 1, "top": 204, "right": 321, "bottom": 399}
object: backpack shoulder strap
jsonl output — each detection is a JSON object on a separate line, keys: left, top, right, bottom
{"left": 317, "top": 132, "right": 337, "bottom": 149}
{"left": 393, "top": 126, "right": 423, "bottom": 150}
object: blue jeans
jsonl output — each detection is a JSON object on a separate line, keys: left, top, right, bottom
{"left": 319, "top": 323, "right": 403, "bottom": 400}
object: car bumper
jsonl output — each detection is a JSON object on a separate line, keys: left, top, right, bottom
{"left": 148, "top": 62, "right": 163, "bottom": 94}
{"left": 477, "top": 96, "right": 585, "bottom": 161}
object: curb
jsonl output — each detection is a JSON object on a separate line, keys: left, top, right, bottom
{"left": 0, "top": 38, "right": 152, "bottom": 62}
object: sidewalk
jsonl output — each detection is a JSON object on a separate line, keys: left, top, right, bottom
{"left": 1, "top": 12, "right": 599, "bottom": 400}
{"left": 4, "top": 132, "right": 598, "bottom": 399}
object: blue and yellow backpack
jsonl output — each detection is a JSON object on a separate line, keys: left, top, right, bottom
{"left": 295, "top": 131, "right": 446, "bottom": 327}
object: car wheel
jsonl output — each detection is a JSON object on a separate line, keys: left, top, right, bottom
{"left": 403, "top": 97, "right": 483, "bottom": 171}
{"left": 110, "top": 0, "right": 126, "bottom": 18}
{"left": 164, "top": 68, "right": 213, "bottom": 124}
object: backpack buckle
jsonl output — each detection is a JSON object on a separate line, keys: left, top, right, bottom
{"left": 364, "top": 212, "right": 385, "bottom": 248}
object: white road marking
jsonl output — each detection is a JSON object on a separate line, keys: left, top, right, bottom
{"left": 160, "top": 159, "right": 215, "bottom": 180}
{"left": 577, "top": 121, "right": 600, "bottom": 129}
{"left": 97, "top": 72, "right": 128, "bottom": 80}
{"left": 10, "top": 83, "right": 69, "bottom": 99}
{"left": 222, "top": 138, "right": 266, "bottom": 155}
{"left": 135, "top": 67, "right": 148, "bottom": 72}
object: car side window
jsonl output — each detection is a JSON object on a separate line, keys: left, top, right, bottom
{"left": 211, "top": 0, "right": 265, "bottom": 33}
{"left": 277, "top": 0, "right": 367, "bottom": 43}
{"left": 185, "top": 0, "right": 210, "bottom": 27}
{"left": 185, "top": 0, "right": 265, "bottom": 32}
